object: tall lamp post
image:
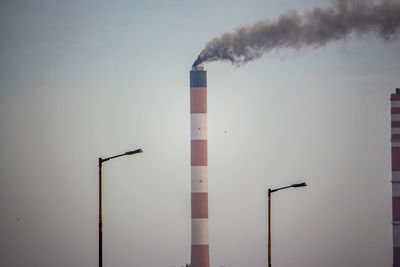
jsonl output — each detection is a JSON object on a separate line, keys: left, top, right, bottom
{"left": 267, "top": 182, "right": 307, "bottom": 267}
{"left": 98, "top": 148, "right": 143, "bottom": 267}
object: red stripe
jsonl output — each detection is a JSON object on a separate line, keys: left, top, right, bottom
{"left": 392, "top": 94, "right": 400, "bottom": 101}
{"left": 191, "top": 244, "right": 210, "bottom": 267}
{"left": 393, "top": 108, "right": 400, "bottom": 114}
{"left": 393, "top": 134, "right": 400, "bottom": 140}
{"left": 395, "top": 247, "right": 400, "bottom": 265}
{"left": 393, "top": 197, "right": 400, "bottom": 221}
{"left": 191, "top": 193, "right": 208, "bottom": 218}
{"left": 393, "top": 122, "right": 400, "bottom": 127}
{"left": 393, "top": 147, "right": 400, "bottom": 171}
{"left": 191, "top": 87, "right": 207, "bottom": 113}
{"left": 191, "top": 140, "right": 207, "bottom": 166}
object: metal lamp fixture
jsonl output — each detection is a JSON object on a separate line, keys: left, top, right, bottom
{"left": 267, "top": 182, "right": 307, "bottom": 267}
{"left": 98, "top": 148, "right": 143, "bottom": 267}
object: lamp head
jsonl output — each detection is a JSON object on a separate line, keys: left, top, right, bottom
{"left": 125, "top": 149, "right": 143, "bottom": 155}
{"left": 291, "top": 182, "right": 307, "bottom": 188}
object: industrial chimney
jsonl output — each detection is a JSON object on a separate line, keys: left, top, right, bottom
{"left": 190, "top": 66, "right": 210, "bottom": 267}
{"left": 391, "top": 88, "right": 400, "bottom": 267}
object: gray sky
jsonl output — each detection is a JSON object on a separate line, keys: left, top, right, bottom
{"left": 0, "top": 0, "right": 399, "bottom": 266}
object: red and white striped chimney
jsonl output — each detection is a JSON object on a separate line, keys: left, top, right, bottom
{"left": 190, "top": 66, "right": 210, "bottom": 267}
{"left": 391, "top": 88, "right": 400, "bottom": 267}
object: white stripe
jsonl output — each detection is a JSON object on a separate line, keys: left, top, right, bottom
{"left": 191, "top": 166, "right": 208, "bottom": 193}
{"left": 392, "top": 114, "right": 400, "bottom": 121}
{"left": 393, "top": 128, "right": 400, "bottom": 134}
{"left": 393, "top": 172, "right": 400, "bottom": 181}
{"left": 191, "top": 114, "right": 207, "bottom": 140}
{"left": 394, "top": 183, "right": 400, "bottom": 197}
{"left": 392, "top": 101, "right": 400, "bottom": 108}
{"left": 191, "top": 218, "right": 209, "bottom": 245}
{"left": 393, "top": 141, "right": 400, "bottom": 147}
{"left": 394, "top": 224, "right": 400, "bottom": 247}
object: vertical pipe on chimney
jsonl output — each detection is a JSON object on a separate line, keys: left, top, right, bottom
{"left": 391, "top": 88, "right": 400, "bottom": 267}
{"left": 190, "top": 66, "right": 210, "bottom": 267}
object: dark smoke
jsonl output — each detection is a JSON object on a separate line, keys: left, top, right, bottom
{"left": 192, "top": 0, "right": 400, "bottom": 67}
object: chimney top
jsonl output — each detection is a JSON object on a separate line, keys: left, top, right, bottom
{"left": 192, "top": 65, "right": 204, "bottom": 71}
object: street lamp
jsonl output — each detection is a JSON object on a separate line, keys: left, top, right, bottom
{"left": 98, "top": 149, "right": 143, "bottom": 267}
{"left": 267, "top": 182, "right": 307, "bottom": 267}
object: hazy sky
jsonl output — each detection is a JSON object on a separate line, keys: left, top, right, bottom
{"left": 1, "top": 1, "right": 399, "bottom": 266}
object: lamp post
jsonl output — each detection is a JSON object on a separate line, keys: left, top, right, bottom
{"left": 267, "top": 182, "right": 307, "bottom": 267}
{"left": 98, "top": 148, "right": 143, "bottom": 267}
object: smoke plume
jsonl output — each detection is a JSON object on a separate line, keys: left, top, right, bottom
{"left": 192, "top": 0, "right": 400, "bottom": 67}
